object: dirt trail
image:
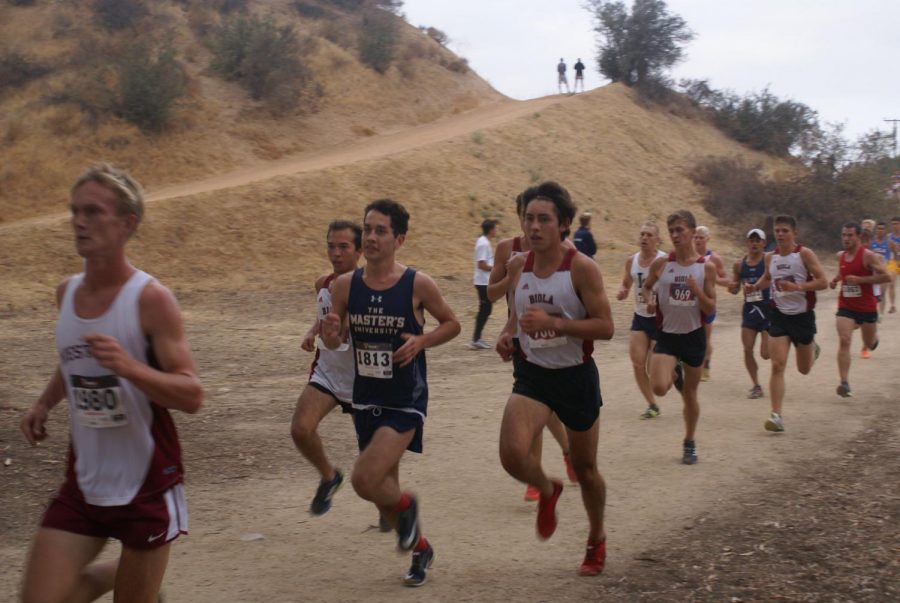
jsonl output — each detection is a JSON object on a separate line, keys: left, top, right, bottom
{"left": 1, "top": 279, "right": 897, "bottom": 602}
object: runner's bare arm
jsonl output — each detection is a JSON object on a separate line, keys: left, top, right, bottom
{"left": 711, "top": 254, "right": 731, "bottom": 287}
{"left": 799, "top": 248, "right": 828, "bottom": 291}
{"left": 301, "top": 274, "right": 329, "bottom": 352}
{"left": 830, "top": 251, "right": 842, "bottom": 288}
{"left": 81, "top": 282, "right": 202, "bottom": 414}
{"left": 394, "top": 273, "right": 461, "bottom": 367}
{"left": 616, "top": 256, "right": 634, "bottom": 301}
{"left": 321, "top": 272, "right": 351, "bottom": 350}
{"left": 850, "top": 250, "right": 891, "bottom": 285}
{"left": 486, "top": 238, "right": 513, "bottom": 302}
{"left": 496, "top": 269, "right": 522, "bottom": 361}
{"left": 696, "top": 262, "right": 717, "bottom": 315}
{"left": 729, "top": 260, "right": 741, "bottom": 294}
{"left": 748, "top": 252, "right": 773, "bottom": 293}
{"left": 21, "top": 278, "right": 77, "bottom": 443}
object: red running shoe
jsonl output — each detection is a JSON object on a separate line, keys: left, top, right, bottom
{"left": 536, "top": 480, "right": 563, "bottom": 540}
{"left": 579, "top": 538, "right": 606, "bottom": 576}
{"left": 563, "top": 453, "right": 578, "bottom": 484}
{"left": 524, "top": 484, "right": 540, "bottom": 502}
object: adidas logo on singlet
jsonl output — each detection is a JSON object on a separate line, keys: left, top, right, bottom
{"left": 522, "top": 283, "right": 530, "bottom": 290}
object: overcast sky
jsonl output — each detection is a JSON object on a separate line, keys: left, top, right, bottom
{"left": 402, "top": 0, "right": 900, "bottom": 142}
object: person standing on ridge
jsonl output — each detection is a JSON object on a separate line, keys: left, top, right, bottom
{"left": 574, "top": 58, "right": 586, "bottom": 92}
{"left": 557, "top": 58, "right": 570, "bottom": 94}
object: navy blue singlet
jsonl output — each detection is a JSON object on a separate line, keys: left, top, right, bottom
{"left": 740, "top": 256, "right": 771, "bottom": 303}
{"left": 347, "top": 267, "right": 428, "bottom": 417}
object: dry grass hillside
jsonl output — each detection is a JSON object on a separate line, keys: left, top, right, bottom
{"left": 0, "top": 0, "right": 501, "bottom": 222}
{"left": 0, "top": 82, "right": 790, "bottom": 312}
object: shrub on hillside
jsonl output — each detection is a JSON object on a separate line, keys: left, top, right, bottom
{"left": 116, "top": 42, "right": 186, "bottom": 132}
{"left": 690, "top": 156, "right": 898, "bottom": 251}
{"left": 0, "top": 50, "right": 51, "bottom": 92}
{"left": 92, "top": 0, "right": 148, "bottom": 31}
{"left": 210, "top": 15, "right": 316, "bottom": 113}
{"left": 8, "top": 0, "right": 37, "bottom": 6}
{"left": 358, "top": 7, "right": 396, "bottom": 74}
{"left": 216, "top": 0, "right": 247, "bottom": 14}
{"left": 421, "top": 26, "right": 448, "bottom": 47}
{"left": 292, "top": 1, "right": 327, "bottom": 18}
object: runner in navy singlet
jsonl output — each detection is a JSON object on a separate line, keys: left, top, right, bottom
{"left": 19, "top": 164, "right": 203, "bottom": 603}
{"left": 692, "top": 226, "right": 730, "bottom": 381}
{"left": 496, "top": 181, "right": 613, "bottom": 576}
{"left": 321, "top": 199, "right": 460, "bottom": 587}
{"left": 728, "top": 229, "right": 771, "bottom": 399}
{"left": 291, "top": 221, "right": 362, "bottom": 516}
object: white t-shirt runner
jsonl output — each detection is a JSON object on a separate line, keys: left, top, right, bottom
{"left": 473, "top": 235, "right": 493, "bottom": 286}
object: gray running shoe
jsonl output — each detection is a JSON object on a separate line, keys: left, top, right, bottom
{"left": 748, "top": 385, "right": 764, "bottom": 399}
{"left": 682, "top": 440, "right": 697, "bottom": 465}
{"left": 764, "top": 413, "right": 785, "bottom": 432}
{"left": 640, "top": 405, "right": 660, "bottom": 419}
{"left": 310, "top": 470, "right": 344, "bottom": 515}
{"left": 836, "top": 382, "right": 853, "bottom": 398}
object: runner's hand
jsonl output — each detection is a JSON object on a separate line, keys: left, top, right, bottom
{"left": 845, "top": 275, "right": 860, "bottom": 285}
{"left": 616, "top": 286, "right": 628, "bottom": 301}
{"left": 20, "top": 404, "right": 49, "bottom": 445}
{"left": 301, "top": 328, "right": 316, "bottom": 352}
{"left": 519, "top": 307, "right": 554, "bottom": 336}
{"left": 394, "top": 333, "right": 425, "bottom": 368}
{"left": 320, "top": 313, "right": 341, "bottom": 345}
{"left": 82, "top": 333, "right": 136, "bottom": 377}
{"left": 496, "top": 332, "right": 514, "bottom": 361}
{"left": 686, "top": 275, "right": 701, "bottom": 296}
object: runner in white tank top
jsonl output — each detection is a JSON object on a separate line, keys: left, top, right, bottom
{"left": 19, "top": 165, "right": 203, "bottom": 603}
{"left": 291, "top": 221, "right": 362, "bottom": 517}
{"left": 750, "top": 215, "right": 828, "bottom": 433}
{"left": 616, "top": 223, "right": 666, "bottom": 419}
{"left": 496, "top": 182, "right": 614, "bottom": 576}
{"left": 486, "top": 189, "right": 579, "bottom": 500}
{"left": 641, "top": 210, "right": 716, "bottom": 466}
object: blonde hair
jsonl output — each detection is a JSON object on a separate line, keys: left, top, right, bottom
{"left": 72, "top": 163, "right": 145, "bottom": 228}
{"left": 695, "top": 225, "right": 710, "bottom": 238}
{"left": 641, "top": 221, "right": 660, "bottom": 236}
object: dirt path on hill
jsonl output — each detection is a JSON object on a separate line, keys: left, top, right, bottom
{"left": 1, "top": 280, "right": 897, "bottom": 602}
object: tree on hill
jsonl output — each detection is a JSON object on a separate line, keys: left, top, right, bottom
{"left": 585, "top": 0, "right": 693, "bottom": 87}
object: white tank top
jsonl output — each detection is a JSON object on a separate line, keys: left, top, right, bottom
{"left": 57, "top": 270, "right": 183, "bottom": 506}
{"left": 631, "top": 250, "right": 667, "bottom": 317}
{"left": 655, "top": 253, "right": 706, "bottom": 334}
{"left": 769, "top": 246, "right": 815, "bottom": 315}
{"left": 312, "top": 274, "right": 354, "bottom": 391}
{"left": 515, "top": 248, "right": 592, "bottom": 369}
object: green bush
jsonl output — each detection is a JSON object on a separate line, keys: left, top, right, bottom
{"left": 0, "top": 50, "right": 51, "bottom": 91}
{"left": 210, "top": 15, "right": 315, "bottom": 113}
{"left": 292, "top": 1, "right": 327, "bottom": 18}
{"left": 358, "top": 8, "right": 396, "bottom": 74}
{"left": 116, "top": 42, "right": 186, "bottom": 132}
{"left": 92, "top": 0, "right": 148, "bottom": 31}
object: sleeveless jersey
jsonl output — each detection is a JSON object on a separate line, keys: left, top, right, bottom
{"left": 655, "top": 252, "right": 706, "bottom": 334}
{"left": 838, "top": 249, "right": 877, "bottom": 313}
{"left": 740, "top": 256, "right": 770, "bottom": 304}
{"left": 889, "top": 233, "right": 900, "bottom": 259}
{"left": 310, "top": 273, "right": 354, "bottom": 399}
{"left": 56, "top": 271, "right": 183, "bottom": 506}
{"left": 769, "top": 245, "right": 816, "bottom": 314}
{"left": 631, "top": 250, "right": 667, "bottom": 317}
{"left": 870, "top": 237, "right": 890, "bottom": 261}
{"left": 347, "top": 267, "right": 427, "bottom": 418}
{"left": 515, "top": 248, "right": 592, "bottom": 369}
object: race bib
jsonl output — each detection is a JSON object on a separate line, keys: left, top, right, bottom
{"left": 355, "top": 342, "right": 393, "bottom": 379}
{"left": 842, "top": 283, "right": 862, "bottom": 298}
{"left": 668, "top": 283, "right": 696, "bottom": 307}
{"left": 71, "top": 375, "right": 128, "bottom": 429}
{"left": 527, "top": 328, "right": 567, "bottom": 349}
{"left": 743, "top": 280, "right": 763, "bottom": 303}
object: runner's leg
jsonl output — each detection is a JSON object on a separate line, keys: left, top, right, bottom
{"left": 566, "top": 422, "right": 605, "bottom": 541}
{"left": 499, "top": 394, "right": 554, "bottom": 496}
{"left": 113, "top": 543, "right": 171, "bottom": 603}
{"left": 768, "top": 336, "right": 791, "bottom": 416}
{"left": 21, "top": 528, "right": 110, "bottom": 603}
{"left": 629, "top": 331, "right": 656, "bottom": 407}
{"left": 290, "top": 385, "right": 339, "bottom": 480}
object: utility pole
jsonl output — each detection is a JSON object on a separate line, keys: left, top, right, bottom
{"left": 885, "top": 118, "right": 900, "bottom": 157}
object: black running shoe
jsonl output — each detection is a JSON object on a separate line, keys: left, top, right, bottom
{"left": 396, "top": 496, "right": 419, "bottom": 551}
{"left": 682, "top": 440, "right": 697, "bottom": 465}
{"left": 403, "top": 542, "right": 434, "bottom": 587}
{"left": 310, "top": 470, "right": 343, "bottom": 515}
{"left": 673, "top": 362, "right": 684, "bottom": 393}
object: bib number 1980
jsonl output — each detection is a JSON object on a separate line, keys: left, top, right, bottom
{"left": 355, "top": 343, "right": 393, "bottom": 379}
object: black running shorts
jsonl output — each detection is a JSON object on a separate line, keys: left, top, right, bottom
{"left": 512, "top": 357, "right": 602, "bottom": 432}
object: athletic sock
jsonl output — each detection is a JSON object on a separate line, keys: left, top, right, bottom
{"left": 414, "top": 536, "right": 429, "bottom": 552}
{"left": 394, "top": 493, "right": 412, "bottom": 513}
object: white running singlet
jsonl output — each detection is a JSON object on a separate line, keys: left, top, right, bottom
{"left": 769, "top": 245, "right": 815, "bottom": 315}
{"left": 655, "top": 253, "right": 706, "bottom": 334}
{"left": 56, "top": 271, "right": 184, "bottom": 506}
{"left": 515, "top": 248, "right": 592, "bottom": 369}
{"left": 310, "top": 273, "right": 354, "bottom": 403}
{"left": 631, "top": 250, "right": 667, "bottom": 317}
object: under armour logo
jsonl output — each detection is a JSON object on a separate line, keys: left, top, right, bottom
{"left": 370, "top": 295, "right": 382, "bottom": 303}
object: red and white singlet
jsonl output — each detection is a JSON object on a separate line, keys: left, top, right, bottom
{"left": 769, "top": 245, "right": 816, "bottom": 315}
{"left": 655, "top": 253, "right": 706, "bottom": 334}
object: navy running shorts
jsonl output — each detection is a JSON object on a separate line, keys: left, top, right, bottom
{"left": 703, "top": 310, "right": 717, "bottom": 325}
{"left": 512, "top": 358, "right": 602, "bottom": 432}
{"left": 353, "top": 406, "right": 423, "bottom": 454}
{"left": 630, "top": 313, "right": 658, "bottom": 340}
{"left": 742, "top": 302, "right": 771, "bottom": 332}
{"left": 654, "top": 327, "right": 706, "bottom": 368}
{"left": 768, "top": 309, "right": 816, "bottom": 346}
